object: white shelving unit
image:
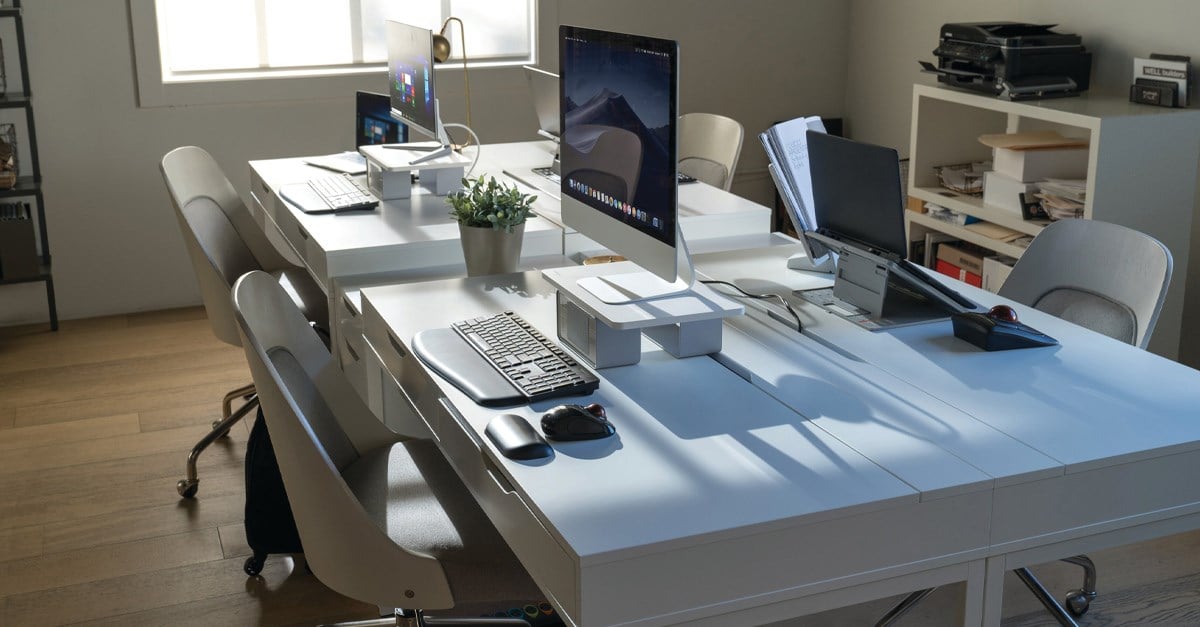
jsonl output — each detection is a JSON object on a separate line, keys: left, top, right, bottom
{"left": 906, "top": 83, "right": 1200, "bottom": 361}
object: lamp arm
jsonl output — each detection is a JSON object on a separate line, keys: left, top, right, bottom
{"left": 440, "top": 17, "right": 471, "bottom": 129}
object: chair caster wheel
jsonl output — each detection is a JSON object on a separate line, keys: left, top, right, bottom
{"left": 1064, "top": 589, "right": 1092, "bottom": 617}
{"left": 177, "top": 479, "right": 198, "bottom": 499}
{"left": 212, "top": 420, "right": 231, "bottom": 436}
{"left": 244, "top": 554, "right": 265, "bottom": 577}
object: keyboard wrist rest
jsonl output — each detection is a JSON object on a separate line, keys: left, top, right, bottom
{"left": 412, "top": 328, "right": 524, "bottom": 408}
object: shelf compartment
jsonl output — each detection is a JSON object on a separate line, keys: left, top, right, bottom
{"left": 910, "top": 186, "right": 1048, "bottom": 237}
{"left": 906, "top": 211, "right": 1029, "bottom": 259}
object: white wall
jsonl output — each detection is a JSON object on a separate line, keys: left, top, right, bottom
{"left": 1, "top": 0, "right": 848, "bottom": 326}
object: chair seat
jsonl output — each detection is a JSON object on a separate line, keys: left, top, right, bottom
{"left": 342, "top": 439, "right": 541, "bottom": 604}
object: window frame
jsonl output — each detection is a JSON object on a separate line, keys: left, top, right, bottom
{"left": 128, "top": 0, "right": 556, "bottom": 108}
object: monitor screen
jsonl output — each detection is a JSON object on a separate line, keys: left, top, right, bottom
{"left": 524, "top": 65, "right": 560, "bottom": 139}
{"left": 355, "top": 91, "right": 408, "bottom": 147}
{"left": 560, "top": 25, "right": 678, "bottom": 268}
{"left": 386, "top": 20, "right": 437, "bottom": 139}
{"left": 807, "top": 131, "right": 908, "bottom": 258}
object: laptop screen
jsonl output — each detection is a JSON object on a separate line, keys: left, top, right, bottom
{"left": 355, "top": 91, "right": 408, "bottom": 147}
{"left": 807, "top": 130, "right": 907, "bottom": 258}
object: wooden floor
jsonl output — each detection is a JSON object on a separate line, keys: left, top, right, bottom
{"left": 1, "top": 307, "right": 1199, "bottom": 626}
{"left": 0, "top": 308, "right": 377, "bottom": 626}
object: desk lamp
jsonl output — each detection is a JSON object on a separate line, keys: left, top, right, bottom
{"left": 432, "top": 17, "right": 472, "bottom": 129}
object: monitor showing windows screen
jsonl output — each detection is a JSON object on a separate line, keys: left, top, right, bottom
{"left": 385, "top": 20, "right": 438, "bottom": 140}
{"left": 559, "top": 25, "right": 680, "bottom": 290}
{"left": 356, "top": 91, "right": 407, "bottom": 147}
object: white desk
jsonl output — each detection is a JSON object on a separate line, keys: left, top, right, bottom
{"left": 694, "top": 244, "right": 1200, "bottom": 626}
{"left": 355, "top": 243, "right": 1200, "bottom": 626}
{"left": 359, "top": 271, "right": 993, "bottom": 627}
{"left": 247, "top": 141, "right": 772, "bottom": 297}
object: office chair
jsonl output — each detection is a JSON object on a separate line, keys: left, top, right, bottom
{"left": 678, "top": 112, "right": 744, "bottom": 191}
{"left": 161, "top": 146, "right": 329, "bottom": 499}
{"left": 878, "top": 218, "right": 1173, "bottom": 627}
{"left": 232, "top": 270, "right": 540, "bottom": 627}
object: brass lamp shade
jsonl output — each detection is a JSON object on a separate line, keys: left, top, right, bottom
{"left": 432, "top": 32, "right": 452, "bottom": 63}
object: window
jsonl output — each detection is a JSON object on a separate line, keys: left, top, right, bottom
{"left": 130, "top": 0, "right": 546, "bottom": 107}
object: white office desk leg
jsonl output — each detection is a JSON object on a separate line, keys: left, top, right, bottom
{"left": 980, "top": 556, "right": 1008, "bottom": 627}
{"left": 962, "top": 559, "right": 987, "bottom": 627}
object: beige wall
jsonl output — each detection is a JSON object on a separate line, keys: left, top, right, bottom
{"left": 845, "top": 0, "right": 1200, "bottom": 152}
{"left": 1, "top": 0, "right": 848, "bottom": 325}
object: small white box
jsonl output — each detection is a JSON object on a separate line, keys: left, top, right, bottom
{"left": 992, "top": 147, "right": 1088, "bottom": 182}
{"left": 982, "top": 255, "right": 1017, "bottom": 293}
{"left": 983, "top": 171, "right": 1040, "bottom": 214}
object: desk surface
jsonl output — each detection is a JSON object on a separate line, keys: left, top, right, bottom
{"left": 360, "top": 243, "right": 1200, "bottom": 626}
{"left": 360, "top": 268, "right": 995, "bottom": 626}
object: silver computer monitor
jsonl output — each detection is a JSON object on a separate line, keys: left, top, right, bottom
{"left": 523, "top": 65, "right": 560, "bottom": 141}
{"left": 560, "top": 25, "right": 688, "bottom": 301}
{"left": 385, "top": 20, "right": 439, "bottom": 140}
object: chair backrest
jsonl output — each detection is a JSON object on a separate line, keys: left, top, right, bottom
{"left": 232, "top": 270, "right": 454, "bottom": 609}
{"left": 160, "top": 146, "right": 294, "bottom": 345}
{"left": 998, "top": 219, "right": 1172, "bottom": 348}
{"left": 678, "top": 112, "right": 744, "bottom": 191}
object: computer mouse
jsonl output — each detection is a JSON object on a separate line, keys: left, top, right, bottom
{"left": 987, "top": 304, "right": 1019, "bottom": 322}
{"left": 540, "top": 403, "right": 615, "bottom": 441}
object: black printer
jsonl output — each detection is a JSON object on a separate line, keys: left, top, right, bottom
{"left": 920, "top": 22, "right": 1092, "bottom": 100}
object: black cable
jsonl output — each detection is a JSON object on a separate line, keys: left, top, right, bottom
{"left": 700, "top": 280, "right": 803, "bottom": 332}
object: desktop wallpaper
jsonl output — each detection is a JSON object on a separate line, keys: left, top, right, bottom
{"left": 561, "top": 28, "right": 677, "bottom": 246}
{"left": 386, "top": 22, "right": 437, "bottom": 135}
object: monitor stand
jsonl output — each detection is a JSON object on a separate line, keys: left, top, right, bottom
{"left": 575, "top": 225, "right": 697, "bottom": 305}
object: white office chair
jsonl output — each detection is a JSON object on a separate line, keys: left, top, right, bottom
{"left": 161, "top": 145, "right": 329, "bottom": 499}
{"left": 999, "top": 218, "right": 1172, "bottom": 349}
{"left": 879, "top": 218, "right": 1173, "bottom": 627}
{"left": 678, "top": 112, "right": 744, "bottom": 191}
{"left": 232, "top": 270, "right": 541, "bottom": 627}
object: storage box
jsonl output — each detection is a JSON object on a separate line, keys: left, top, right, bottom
{"left": 983, "top": 171, "right": 1040, "bottom": 214}
{"left": 992, "top": 146, "right": 1088, "bottom": 182}
{"left": 982, "top": 255, "right": 1017, "bottom": 293}
{"left": 935, "top": 242, "right": 984, "bottom": 288}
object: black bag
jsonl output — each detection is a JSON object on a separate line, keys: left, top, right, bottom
{"left": 242, "top": 406, "right": 303, "bottom": 576}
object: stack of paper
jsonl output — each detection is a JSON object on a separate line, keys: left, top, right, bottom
{"left": 760, "top": 116, "right": 827, "bottom": 234}
{"left": 1036, "top": 178, "right": 1086, "bottom": 219}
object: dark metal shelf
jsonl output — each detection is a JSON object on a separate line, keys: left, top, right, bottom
{"left": 0, "top": 262, "right": 50, "bottom": 286}
{"left": 0, "top": 94, "right": 31, "bottom": 108}
{"left": 0, "top": 176, "right": 40, "bottom": 196}
{"left": 0, "top": 8, "right": 20, "bottom": 19}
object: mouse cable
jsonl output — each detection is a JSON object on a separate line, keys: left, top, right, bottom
{"left": 700, "top": 279, "right": 802, "bottom": 333}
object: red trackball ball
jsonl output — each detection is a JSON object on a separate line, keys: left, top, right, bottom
{"left": 987, "top": 304, "right": 1019, "bottom": 322}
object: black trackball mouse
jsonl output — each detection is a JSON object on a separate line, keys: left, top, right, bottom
{"left": 540, "top": 403, "right": 615, "bottom": 441}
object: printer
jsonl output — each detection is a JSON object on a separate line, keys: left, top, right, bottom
{"left": 920, "top": 22, "right": 1092, "bottom": 100}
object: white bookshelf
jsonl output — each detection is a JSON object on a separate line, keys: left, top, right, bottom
{"left": 906, "top": 83, "right": 1200, "bottom": 361}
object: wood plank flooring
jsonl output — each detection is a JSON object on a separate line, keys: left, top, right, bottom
{"left": 0, "top": 309, "right": 377, "bottom": 626}
{"left": 1, "top": 307, "right": 1199, "bottom": 626}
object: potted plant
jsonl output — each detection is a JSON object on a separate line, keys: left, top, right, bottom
{"left": 448, "top": 175, "right": 537, "bottom": 277}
